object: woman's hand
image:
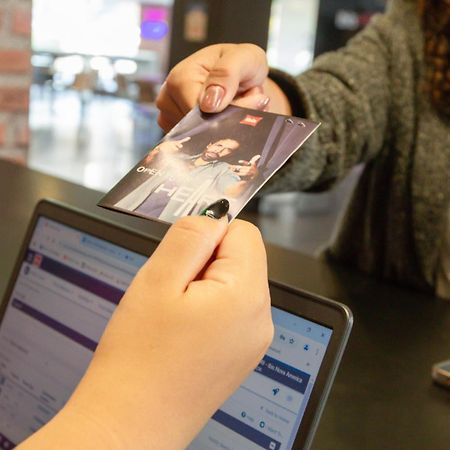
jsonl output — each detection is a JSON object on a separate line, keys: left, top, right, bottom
{"left": 156, "top": 43, "right": 292, "bottom": 132}
{"left": 19, "top": 216, "right": 273, "bottom": 450}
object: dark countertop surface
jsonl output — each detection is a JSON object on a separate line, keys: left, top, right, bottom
{"left": 1, "top": 160, "right": 449, "bottom": 449}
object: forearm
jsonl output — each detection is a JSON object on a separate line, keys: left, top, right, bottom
{"left": 263, "top": 15, "right": 393, "bottom": 194}
{"left": 17, "top": 361, "right": 210, "bottom": 450}
{"left": 16, "top": 406, "right": 123, "bottom": 450}
{"left": 53, "top": 342, "right": 216, "bottom": 450}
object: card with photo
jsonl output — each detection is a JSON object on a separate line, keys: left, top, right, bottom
{"left": 98, "top": 105, "right": 320, "bottom": 223}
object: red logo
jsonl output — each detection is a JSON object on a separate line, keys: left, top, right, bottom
{"left": 33, "top": 254, "right": 42, "bottom": 267}
{"left": 240, "top": 115, "right": 263, "bottom": 127}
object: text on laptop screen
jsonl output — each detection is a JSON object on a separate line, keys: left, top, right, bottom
{"left": 0, "top": 217, "right": 332, "bottom": 449}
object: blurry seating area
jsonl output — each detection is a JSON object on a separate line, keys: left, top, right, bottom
{"left": 28, "top": 50, "right": 164, "bottom": 194}
{"left": 31, "top": 52, "right": 160, "bottom": 104}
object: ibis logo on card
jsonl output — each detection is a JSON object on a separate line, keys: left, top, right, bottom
{"left": 240, "top": 115, "right": 263, "bottom": 127}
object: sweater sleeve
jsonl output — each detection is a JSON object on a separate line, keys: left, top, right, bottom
{"left": 265, "top": 12, "right": 394, "bottom": 193}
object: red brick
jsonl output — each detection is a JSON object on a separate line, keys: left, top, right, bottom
{"left": 0, "top": 122, "right": 5, "bottom": 147}
{"left": 14, "top": 121, "right": 30, "bottom": 148}
{"left": 0, "top": 88, "right": 29, "bottom": 112}
{"left": 0, "top": 149, "right": 27, "bottom": 166}
{"left": 0, "top": 50, "right": 30, "bottom": 73}
{"left": 12, "top": 8, "right": 32, "bottom": 36}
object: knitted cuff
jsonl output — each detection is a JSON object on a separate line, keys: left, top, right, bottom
{"left": 268, "top": 67, "right": 306, "bottom": 117}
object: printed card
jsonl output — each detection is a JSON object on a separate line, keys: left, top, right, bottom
{"left": 98, "top": 105, "right": 319, "bottom": 223}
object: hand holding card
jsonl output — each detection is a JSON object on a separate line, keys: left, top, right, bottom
{"left": 98, "top": 105, "right": 319, "bottom": 224}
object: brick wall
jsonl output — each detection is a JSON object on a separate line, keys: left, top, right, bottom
{"left": 0, "top": 0, "right": 31, "bottom": 163}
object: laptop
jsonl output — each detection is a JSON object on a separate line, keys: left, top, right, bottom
{"left": 0, "top": 199, "right": 352, "bottom": 449}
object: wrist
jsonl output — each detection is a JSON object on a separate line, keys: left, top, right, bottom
{"left": 267, "top": 68, "right": 310, "bottom": 117}
{"left": 263, "top": 77, "right": 292, "bottom": 115}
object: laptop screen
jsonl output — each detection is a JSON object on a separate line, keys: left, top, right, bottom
{"left": 0, "top": 216, "right": 332, "bottom": 450}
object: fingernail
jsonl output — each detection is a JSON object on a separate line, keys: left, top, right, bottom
{"left": 200, "top": 198, "right": 230, "bottom": 220}
{"left": 257, "top": 96, "right": 270, "bottom": 111}
{"left": 201, "top": 85, "right": 225, "bottom": 112}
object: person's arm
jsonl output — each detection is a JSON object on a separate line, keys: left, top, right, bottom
{"left": 156, "top": 13, "right": 395, "bottom": 191}
{"left": 17, "top": 217, "right": 273, "bottom": 450}
{"left": 265, "top": 16, "right": 393, "bottom": 192}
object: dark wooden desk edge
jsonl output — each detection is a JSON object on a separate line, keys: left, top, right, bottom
{"left": 1, "top": 160, "right": 450, "bottom": 450}
{"left": 0, "top": 159, "right": 439, "bottom": 308}
{"left": 0, "top": 160, "right": 358, "bottom": 300}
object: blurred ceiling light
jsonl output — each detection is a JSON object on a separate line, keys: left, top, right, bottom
{"left": 90, "top": 56, "right": 111, "bottom": 71}
{"left": 335, "top": 10, "right": 359, "bottom": 31}
{"left": 53, "top": 55, "right": 85, "bottom": 74}
{"left": 294, "top": 50, "right": 313, "bottom": 72}
{"left": 114, "top": 59, "right": 138, "bottom": 75}
{"left": 31, "top": 54, "right": 53, "bottom": 68}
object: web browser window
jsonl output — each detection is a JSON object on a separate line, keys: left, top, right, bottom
{"left": 0, "top": 217, "right": 332, "bottom": 449}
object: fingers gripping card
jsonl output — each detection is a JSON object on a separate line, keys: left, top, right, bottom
{"left": 98, "top": 105, "right": 320, "bottom": 224}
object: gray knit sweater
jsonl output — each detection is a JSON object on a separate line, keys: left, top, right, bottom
{"left": 266, "top": 0, "right": 450, "bottom": 292}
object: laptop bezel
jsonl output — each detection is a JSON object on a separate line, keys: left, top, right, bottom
{"left": 0, "top": 199, "right": 352, "bottom": 449}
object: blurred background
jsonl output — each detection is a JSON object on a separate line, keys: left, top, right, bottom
{"left": 1, "top": 0, "right": 385, "bottom": 254}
